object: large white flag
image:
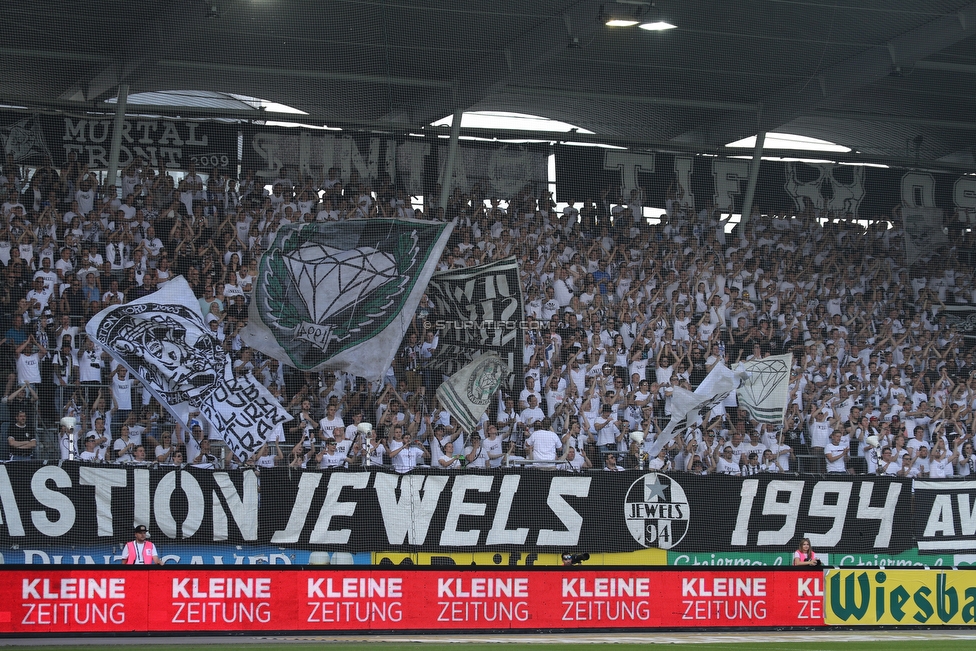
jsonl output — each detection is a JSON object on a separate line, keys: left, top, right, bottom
{"left": 436, "top": 352, "right": 507, "bottom": 434}
{"left": 242, "top": 218, "right": 454, "bottom": 379}
{"left": 736, "top": 354, "right": 793, "bottom": 424}
{"left": 646, "top": 363, "right": 736, "bottom": 457}
{"left": 86, "top": 276, "right": 292, "bottom": 461}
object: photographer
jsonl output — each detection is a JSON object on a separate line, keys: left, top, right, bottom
{"left": 792, "top": 538, "right": 821, "bottom": 567}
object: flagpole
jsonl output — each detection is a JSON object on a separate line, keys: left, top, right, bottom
{"left": 105, "top": 83, "right": 128, "bottom": 191}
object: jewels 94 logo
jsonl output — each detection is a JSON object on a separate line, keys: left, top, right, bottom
{"left": 624, "top": 473, "right": 690, "bottom": 550}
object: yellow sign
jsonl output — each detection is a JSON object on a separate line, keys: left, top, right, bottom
{"left": 371, "top": 548, "right": 666, "bottom": 567}
{"left": 825, "top": 569, "right": 976, "bottom": 625}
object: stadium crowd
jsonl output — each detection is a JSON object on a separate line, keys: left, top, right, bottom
{"left": 1, "top": 152, "right": 976, "bottom": 478}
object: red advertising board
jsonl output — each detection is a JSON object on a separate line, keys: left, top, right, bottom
{"left": 0, "top": 568, "right": 825, "bottom": 633}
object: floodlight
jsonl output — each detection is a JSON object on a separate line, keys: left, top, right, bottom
{"left": 600, "top": 3, "right": 643, "bottom": 27}
{"left": 639, "top": 20, "right": 677, "bottom": 31}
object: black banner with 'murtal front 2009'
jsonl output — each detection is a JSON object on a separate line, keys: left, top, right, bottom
{"left": 1, "top": 463, "right": 965, "bottom": 556}
{"left": 0, "top": 110, "right": 239, "bottom": 171}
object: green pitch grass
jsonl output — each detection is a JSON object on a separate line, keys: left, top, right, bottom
{"left": 13, "top": 641, "right": 976, "bottom": 651}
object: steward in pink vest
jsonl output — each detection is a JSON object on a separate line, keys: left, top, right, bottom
{"left": 121, "top": 525, "right": 161, "bottom": 565}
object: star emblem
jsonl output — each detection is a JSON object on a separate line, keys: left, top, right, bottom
{"left": 644, "top": 476, "right": 667, "bottom": 502}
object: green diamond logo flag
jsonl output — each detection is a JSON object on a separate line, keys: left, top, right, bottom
{"left": 436, "top": 352, "right": 507, "bottom": 434}
{"left": 242, "top": 218, "right": 454, "bottom": 377}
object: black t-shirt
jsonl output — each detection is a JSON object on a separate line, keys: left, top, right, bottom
{"left": 8, "top": 423, "right": 34, "bottom": 455}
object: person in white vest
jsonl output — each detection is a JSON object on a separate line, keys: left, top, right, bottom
{"left": 120, "top": 525, "right": 161, "bottom": 565}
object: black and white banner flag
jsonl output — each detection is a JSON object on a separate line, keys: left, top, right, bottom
{"left": 0, "top": 114, "right": 53, "bottom": 166}
{"left": 0, "top": 462, "right": 257, "bottom": 545}
{"left": 242, "top": 219, "right": 454, "bottom": 378}
{"left": 425, "top": 257, "right": 526, "bottom": 394}
{"left": 87, "top": 276, "right": 291, "bottom": 461}
{"left": 438, "top": 143, "right": 549, "bottom": 197}
{"left": 903, "top": 207, "right": 949, "bottom": 266}
{"left": 941, "top": 305, "right": 976, "bottom": 339}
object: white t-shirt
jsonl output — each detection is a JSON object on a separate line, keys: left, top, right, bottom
{"left": 392, "top": 444, "right": 424, "bottom": 473}
{"left": 16, "top": 352, "right": 42, "bottom": 385}
{"left": 716, "top": 456, "right": 740, "bottom": 474}
{"left": 483, "top": 436, "right": 504, "bottom": 468}
{"left": 526, "top": 429, "right": 562, "bottom": 461}
{"left": 809, "top": 420, "right": 831, "bottom": 448}
{"left": 318, "top": 451, "right": 347, "bottom": 469}
{"left": 824, "top": 442, "right": 848, "bottom": 472}
{"left": 320, "top": 415, "right": 344, "bottom": 440}
{"left": 112, "top": 376, "right": 134, "bottom": 410}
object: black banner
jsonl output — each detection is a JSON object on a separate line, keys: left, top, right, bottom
{"left": 0, "top": 463, "right": 949, "bottom": 555}
{"left": 0, "top": 462, "right": 255, "bottom": 546}
{"left": 912, "top": 479, "right": 976, "bottom": 554}
{"left": 242, "top": 125, "right": 549, "bottom": 198}
{"left": 0, "top": 110, "right": 239, "bottom": 171}
{"left": 260, "top": 470, "right": 915, "bottom": 554}
{"left": 424, "top": 257, "right": 526, "bottom": 394}
{"left": 242, "top": 126, "right": 429, "bottom": 195}
{"left": 942, "top": 306, "right": 976, "bottom": 340}
{"left": 554, "top": 145, "right": 972, "bottom": 219}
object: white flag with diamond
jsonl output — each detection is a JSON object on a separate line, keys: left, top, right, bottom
{"left": 736, "top": 354, "right": 793, "bottom": 424}
{"left": 243, "top": 219, "right": 454, "bottom": 378}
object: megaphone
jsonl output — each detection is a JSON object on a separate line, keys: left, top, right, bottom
{"left": 357, "top": 422, "right": 373, "bottom": 435}
{"left": 629, "top": 431, "right": 644, "bottom": 444}
{"left": 60, "top": 417, "right": 77, "bottom": 430}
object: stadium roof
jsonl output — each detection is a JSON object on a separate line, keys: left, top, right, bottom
{"left": 6, "top": 1, "right": 976, "bottom": 167}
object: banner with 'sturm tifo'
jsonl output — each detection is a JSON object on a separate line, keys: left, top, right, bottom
{"left": 424, "top": 257, "right": 525, "bottom": 395}
{"left": 86, "top": 276, "right": 291, "bottom": 461}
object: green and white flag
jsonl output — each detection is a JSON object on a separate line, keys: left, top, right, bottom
{"left": 436, "top": 352, "right": 508, "bottom": 434}
{"left": 736, "top": 353, "right": 793, "bottom": 424}
{"left": 242, "top": 218, "right": 454, "bottom": 378}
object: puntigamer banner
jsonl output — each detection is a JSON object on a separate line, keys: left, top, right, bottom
{"left": 1, "top": 463, "right": 968, "bottom": 556}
